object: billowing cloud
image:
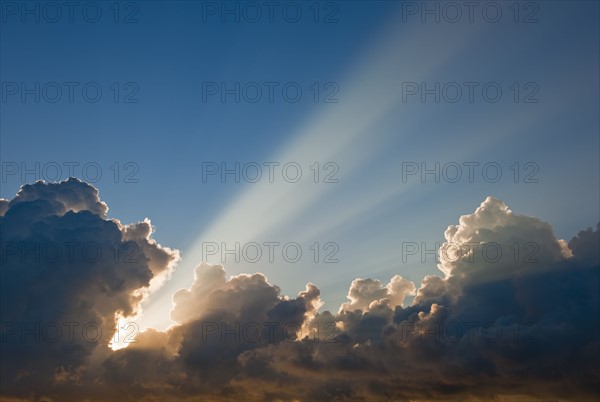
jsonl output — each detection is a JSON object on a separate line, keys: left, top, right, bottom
{"left": 0, "top": 179, "right": 179, "bottom": 398}
{"left": 1, "top": 183, "right": 598, "bottom": 401}
{"left": 233, "top": 197, "right": 599, "bottom": 401}
{"left": 340, "top": 275, "right": 415, "bottom": 312}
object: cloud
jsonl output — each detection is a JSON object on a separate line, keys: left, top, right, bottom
{"left": 1, "top": 178, "right": 108, "bottom": 218}
{"left": 220, "top": 197, "right": 598, "bottom": 401}
{"left": 219, "top": 197, "right": 597, "bottom": 401}
{"left": 0, "top": 178, "right": 179, "bottom": 398}
{"left": 340, "top": 275, "right": 415, "bottom": 313}
{"left": 1, "top": 183, "right": 598, "bottom": 401}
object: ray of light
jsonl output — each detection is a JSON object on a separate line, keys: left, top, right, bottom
{"left": 138, "top": 15, "right": 483, "bottom": 331}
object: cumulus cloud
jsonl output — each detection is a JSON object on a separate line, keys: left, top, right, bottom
{"left": 340, "top": 275, "right": 415, "bottom": 312}
{"left": 227, "top": 197, "right": 598, "bottom": 401}
{"left": 1, "top": 178, "right": 108, "bottom": 218}
{"left": 1, "top": 184, "right": 598, "bottom": 401}
{"left": 0, "top": 179, "right": 179, "bottom": 398}
{"left": 437, "top": 196, "right": 572, "bottom": 278}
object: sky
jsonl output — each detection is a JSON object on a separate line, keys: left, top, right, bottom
{"left": 0, "top": 1, "right": 599, "bottom": 401}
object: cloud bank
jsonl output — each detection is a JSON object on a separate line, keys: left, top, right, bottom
{"left": 1, "top": 180, "right": 598, "bottom": 401}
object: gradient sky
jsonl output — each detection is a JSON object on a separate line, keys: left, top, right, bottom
{"left": 1, "top": 0, "right": 599, "bottom": 334}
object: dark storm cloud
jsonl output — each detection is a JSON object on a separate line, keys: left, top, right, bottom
{"left": 1, "top": 182, "right": 598, "bottom": 401}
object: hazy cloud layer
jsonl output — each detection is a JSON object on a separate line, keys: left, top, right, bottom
{"left": 1, "top": 182, "right": 598, "bottom": 401}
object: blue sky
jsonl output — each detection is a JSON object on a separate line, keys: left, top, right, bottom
{"left": 1, "top": 0, "right": 598, "bottom": 331}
